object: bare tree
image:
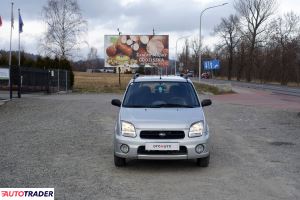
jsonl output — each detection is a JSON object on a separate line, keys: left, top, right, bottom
{"left": 178, "top": 39, "right": 191, "bottom": 71}
{"left": 184, "top": 39, "right": 190, "bottom": 70}
{"left": 87, "top": 47, "right": 98, "bottom": 61}
{"left": 234, "top": 0, "right": 277, "bottom": 82}
{"left": 87, "top": 47, "right": 98, "bottom": 69}
{"left": 190, "top": 37, "right": 200, "bottom": 57}
{"left": 41, "top": 0, "right": 87, "bottom": 59}
{"left": 215, "top": 14, "right": 241, "bottom": 80}
{"left": 236, "top": 37, "right": 247, "bottom": 81}
{"left": 269, "top": 12, "right": 300, "bottom": 84}
{"left": 297, "top": 34, "right": 300, "bottom": 86}
{"left": 190, "top": 37, "right": 200, "bottom": 73}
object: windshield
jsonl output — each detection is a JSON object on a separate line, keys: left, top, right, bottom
{"left": 122, "top": 81, "right": 200, "bottom": 108}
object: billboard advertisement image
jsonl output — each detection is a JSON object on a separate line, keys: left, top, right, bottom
{"left": 104, "top": 35, "right": 169, "bottom": 68}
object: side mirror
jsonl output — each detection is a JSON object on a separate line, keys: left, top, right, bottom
{"left": 111, "top": 99, "right": 121, "bottom": 107}
{"left": 201, "top": 99, "right": 212, "bottom": 107}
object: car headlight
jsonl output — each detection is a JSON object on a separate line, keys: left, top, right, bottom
{"left": 189, "top": 121, "right": 204, "bottom": 137}
{"left": 121, "top": 121, "right": 136, "bottom": 138}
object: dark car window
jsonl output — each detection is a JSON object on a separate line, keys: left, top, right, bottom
{"left": 123, "top": 82, "right": 200, "bottom": 108}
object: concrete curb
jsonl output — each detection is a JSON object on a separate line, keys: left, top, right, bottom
{"left": 210, "top": 83, "right": 233, "bottom": 92}
{"left": 194, "top": 80, "right": 234, "bottom": 93}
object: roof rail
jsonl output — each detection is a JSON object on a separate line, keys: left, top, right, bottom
{"left": 133, "top": 73, "right": 140, "bottom": 80}
{"left": 180, "top": 73, "right": 189, "bottom": 80}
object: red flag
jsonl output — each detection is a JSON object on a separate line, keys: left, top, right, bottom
{"left": 0, "top": 16, "right": 2, "bottom": 27}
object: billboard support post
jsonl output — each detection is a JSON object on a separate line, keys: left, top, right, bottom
{"left": 118, "top": 67, "right": 121, "bottom": 87}
{"left": 118, "top": 31, "right": 121, "bottom": 87}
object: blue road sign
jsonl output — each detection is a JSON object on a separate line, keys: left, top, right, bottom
{"left": 203, "top": 59, "right": 220, "bottom": 70}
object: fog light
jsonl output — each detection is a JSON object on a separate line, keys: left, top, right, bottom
{"left": 195, "top": 144, "right": 204, "bottom": 154}
{"left": 120, "top": 144, "right": 129, "bottom": 153}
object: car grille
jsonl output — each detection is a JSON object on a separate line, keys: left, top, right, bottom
{"left": 140, "top": 131, "right": 185, "bottom": 139}
{"left": 137, "top": 146, "right": 187, "bottom": 155}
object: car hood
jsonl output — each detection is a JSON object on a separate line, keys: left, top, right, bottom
{"left": 120, "top": 107, "right": 205, "bottom": 129}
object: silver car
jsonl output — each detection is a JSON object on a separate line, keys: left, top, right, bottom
{"left": 111, "top": 75, "right": 212, "bottom": 167}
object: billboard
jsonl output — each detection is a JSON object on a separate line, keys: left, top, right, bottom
{"left": 104, "top": 35, "right": 169, "bottom": 68}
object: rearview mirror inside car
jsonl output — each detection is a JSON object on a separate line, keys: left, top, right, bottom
{"left": 201, "top": 99, "right": 212, "bottom": 107}
{"left": 111, "top": 99, "right": 121, "bottom": 107}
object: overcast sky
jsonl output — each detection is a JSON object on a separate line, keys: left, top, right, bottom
{"left": 0, "top": 0, "right": 299, "bottom": 60}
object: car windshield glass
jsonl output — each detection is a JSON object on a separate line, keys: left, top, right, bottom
{"left": 122, "top": 81, "right": 200, "bottom": 108}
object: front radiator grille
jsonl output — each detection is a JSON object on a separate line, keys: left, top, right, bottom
{"left": 140, "top": 131, "right": 185, "bottom": 139}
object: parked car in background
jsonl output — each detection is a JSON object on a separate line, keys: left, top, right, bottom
{"left": 187, "top": 71, "right": 194, "bottom": 77}
{"left": 201, "top": 72, "right": 210, "bottom": 79}
{"left": 98, "top": 68, "right": 115, "bottom": 73}
{"left": 105, "top": 68, "right": 114, "bottom": 73}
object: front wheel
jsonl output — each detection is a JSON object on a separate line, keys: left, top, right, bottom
{"left": 114, "top": 155, "right": 126, "bottom": 167}
{"left": 196, "top": 155, "right": 210, "bottom": 167}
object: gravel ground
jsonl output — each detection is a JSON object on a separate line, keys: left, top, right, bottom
{"left": 0, "top": 93, "right": 299, "bottom": 200}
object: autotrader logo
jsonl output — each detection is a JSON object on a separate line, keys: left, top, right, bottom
{"left": 0, "top": 188, "right": 54, "bottom": 200}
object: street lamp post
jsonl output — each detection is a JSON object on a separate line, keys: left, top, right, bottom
{"left": 199, "top": 3, "right": 228, "bottom": 82}
{"left": 175, "top": 35, "right": 191, "bottom": 75}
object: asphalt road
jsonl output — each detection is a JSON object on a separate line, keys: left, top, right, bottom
{"left": 0, "top": 94, "right": 299, "bottom": 200}
{"left": 197, "top": 78, "right": 300, "bottom": 97}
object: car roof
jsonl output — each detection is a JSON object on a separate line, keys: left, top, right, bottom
{"left": 131, "top": 75, "right": 192, "bottom": 83}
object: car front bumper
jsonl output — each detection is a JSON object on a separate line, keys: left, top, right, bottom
{"left": 114, "top": 133, "right": 210, "bottom": 160}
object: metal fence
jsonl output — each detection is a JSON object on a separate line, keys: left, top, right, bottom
{"left": 0, "top": 66, "right": 71, "bottom": 100}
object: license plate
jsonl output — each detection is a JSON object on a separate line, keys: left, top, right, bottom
{"left": 145, "top": 143, "right": 179, "bottom": 151}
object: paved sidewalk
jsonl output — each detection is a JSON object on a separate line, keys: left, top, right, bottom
{"left": 211, "top": 87, "right": 300, "bottom": 111}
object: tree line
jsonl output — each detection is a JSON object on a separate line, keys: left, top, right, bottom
{"left": 0, "top": 50, "right": 74, "bottom": 86}
{"left": 0, "top": 51, "right": 71, "bottom": 70}
{"left": 179, "top": 0, "right": 300, "bottom": 85}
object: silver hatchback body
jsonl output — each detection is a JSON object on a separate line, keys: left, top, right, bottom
{"left": 111, "top": 75, "right": 212, "bottom": 167}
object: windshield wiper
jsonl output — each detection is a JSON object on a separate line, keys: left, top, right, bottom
{"left": 124, "top": 105, "right": 163, "bottom": 108}
{"left": 151, "top": 103, "right": 194, "bottom": 108}
{"left": 123, "top": 105, "right": 148, "bottom": 108}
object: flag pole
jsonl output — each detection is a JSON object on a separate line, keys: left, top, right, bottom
{"left": 18, "top": 9, "right": 21, "bottom": 67}
{"left": 18, "top": 8, "right": 21, "bottom": 98}
{"left": 9, "top": 1, "right": 14, "bottom": 99}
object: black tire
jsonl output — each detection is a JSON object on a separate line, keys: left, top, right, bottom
{"left": 114, "top": 155, "right": 126, "bottom": 167}
{"left": 196, "top": 155, "right": 210, "bottom": 167}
